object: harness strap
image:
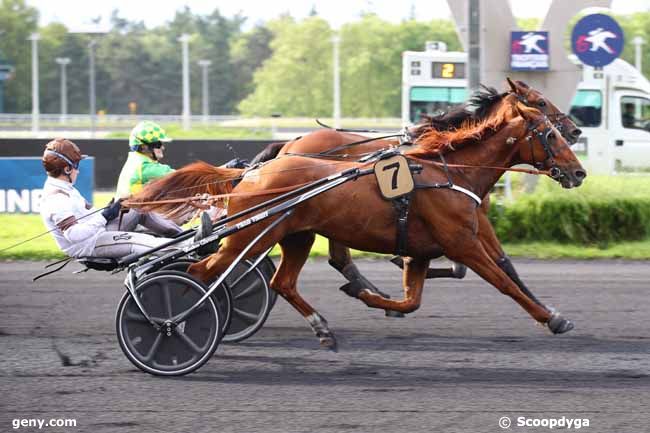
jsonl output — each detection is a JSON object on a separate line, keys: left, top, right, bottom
{"left": 449, "top": 185, "right": 482, "bottom": 206}
{"left": 124, "top": 181, "right": 316, "bottom": 208}
{"left": 33, "top": 257, "right": 74, "bottom": 282}
{"left": 393, "top": 195, "right": 411, "bottom": 256}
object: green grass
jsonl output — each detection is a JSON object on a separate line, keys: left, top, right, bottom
{"left": 534, "top": 174, "right": 650, "bottom": 199}
{"left": 4, "top": 181, "right": 650, "bottom": 261}
{"left": 3, "top": 209, "right": 650, "bottom": 261}
{"left": 106, "top": 124, "right": 271, "bottom": 140}
{"left": 498, "top": 240, "right": 650, "bottom": 260}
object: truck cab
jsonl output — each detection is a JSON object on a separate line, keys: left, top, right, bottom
{"left": 570, "top": 58, "right": 650, "bottom": 174}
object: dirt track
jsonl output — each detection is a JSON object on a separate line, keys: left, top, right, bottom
{"left": 1, "top": 259, "right": 649, "bottom": 432}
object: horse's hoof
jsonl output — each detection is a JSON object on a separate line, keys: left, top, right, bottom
{"left": 451, "top": 262, "right": 467, "bottom": 279}
{"left": 319, "top": 335, "right": 338, "bottom": 352}
{"left": 547, "top": 312, "right": 575, "bottom": 334}
{"left": 385, "top": 310, "right": 405, "bottom": 318}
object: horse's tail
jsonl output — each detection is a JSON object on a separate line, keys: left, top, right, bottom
{"left": 126, "top": 161, "right": 244, "bottom": 220}
{"left": 250, "top": 141, "right": 286, "bottom": 165}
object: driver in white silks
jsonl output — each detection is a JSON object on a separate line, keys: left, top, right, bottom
{"left": 39, "top": 138, "right": 213, "bottom": 259}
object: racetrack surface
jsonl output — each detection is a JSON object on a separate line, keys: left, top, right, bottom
{"left": 1, "top": 259, "right": 649, "bottom": 433}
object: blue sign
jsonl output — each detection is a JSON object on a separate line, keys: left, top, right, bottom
{"left": 511, "top": 31, "right": 550, "bottom": 71}
{"left": 571, "top": 14, "right": 624, "bottom": 67}
{"left": 0, "top": 157, "right": 94, "bottom": 213}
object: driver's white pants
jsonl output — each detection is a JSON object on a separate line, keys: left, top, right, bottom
{"left": 92, "top": 231, "right": 175, "bottom": 258}
{"left": 106, "top": 209, "right": 182, "bottom": 236}
{"left": 91, "top": 210, "right": 186, "bottom": 258}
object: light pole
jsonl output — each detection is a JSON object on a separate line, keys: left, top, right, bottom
{"left": 467, "top": 0, "right": 480, "bottom": 92}
{"left": 198, "top": 59, "right": 211, "bottom": 124}
{"left": 633, "top": 35, "right": 645, "bottom": 74}
{"left": 88, "top": 39, "right": 97, "bottom": 137}
{"left": 28, "top": 33, "right": 40, "bottom": 133}
{"left": 178, "top": 34, "right": 192, "bottom": 130}
{"left": 55, "top": 57, "right": 70, "bottom": 124}
{"left": 69, "top": 24, "right": 107, "bottom": 137}
{"left": 332, "top": 34, "right": 341, "bottom": 128}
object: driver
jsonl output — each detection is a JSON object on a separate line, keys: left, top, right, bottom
{"left": 116, "top": 120, "right": 175, "bottom": 199}
{"left": 39, "top": 138, "right": 212, "bottom": 259}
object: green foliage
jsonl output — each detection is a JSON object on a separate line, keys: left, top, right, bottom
{"left": 489, "top": 176, "right": 650, "bottom": 246}
{"left": 238, "top": 16, "right": 334, "bottom": 116}
{"left": 4, "top": 5, "right": 650, "bottom": 117}
{"left": 0, "top": 5, "right": 248, "bottom": 115}
{"left": 616, "top": 13, "right": 650, "bottom": 74}
{"left": 516, "top": 18, "right": 541, "bottom": 31}
{"left": 239, "top": 15, "right": 462, "bottom": 117}
{"left": 0, "top": 0, "right": 38, "bottom": 112}
{"left": 230, "top": 25, "right": 274, "bottom": 104}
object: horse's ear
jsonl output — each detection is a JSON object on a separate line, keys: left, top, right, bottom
{"left": 506, "top": 77, "right": 518, "bottom": 93}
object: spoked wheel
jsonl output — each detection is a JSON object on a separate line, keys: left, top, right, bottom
{"left": 115, "top": 271, "right": 222, "bottom": 376}
{"left": 159, "top": 260, "right": 232, "bottom": 337}
{"left": 222, "top": 258, "right": 275, "bottom": 343}
{"left": 257, "top": 256, "right": 278, "bottom": 307}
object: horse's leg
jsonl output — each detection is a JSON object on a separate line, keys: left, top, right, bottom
{"left": 445, "top": 235, "right": 573, "bottom": 334}
{"left": 357, "top": 257, "right": 429, "bottom": 314}
{"left": 274, "top": 232, "right": 338, "bottom": 350}
{"left": 476, "top": 210, "right": 547, "bottom": 310}
{"left": 476, "top": 211, "right": 573, "bottom": 332}
{"left": 189, "top": 230, "right": 338, "bottom": 349}
{"left": 328, "top": 240, "right": 389, "bottom": 297}
{"left": 327, "top": 239, "right": 405, "bottom": 317}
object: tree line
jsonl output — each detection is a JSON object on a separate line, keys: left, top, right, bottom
{"left": 0, "top": 0, "right": 649, "bottom": 117}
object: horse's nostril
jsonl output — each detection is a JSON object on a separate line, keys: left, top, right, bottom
{"left": 574, "top": 169, "right": 586, "bottom": 180}
{"left": 572, "top": 129, "right": 582, "bottom": 138}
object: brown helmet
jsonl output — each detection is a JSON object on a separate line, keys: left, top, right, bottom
{"left": 42, "top": 138, "right": 86, "bottom": 175}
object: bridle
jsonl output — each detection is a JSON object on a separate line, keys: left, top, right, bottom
{"left": 523, "top": 115, "right": 563, "bottom": 180}
{"left": 509, "top": 88, "right": 577, "bottom": 144}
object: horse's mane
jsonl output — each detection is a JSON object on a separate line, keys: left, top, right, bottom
{"left": 410, "top": 85, "right": 509, "bottom": 138}
{"left": 405, "top": 93, "right": 519, "bottom": 159}
{"left": 249, "top": 86, "right": 511, "bottom": 165}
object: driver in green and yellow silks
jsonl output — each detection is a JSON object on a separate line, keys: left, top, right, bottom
{"left": 116, "top": 121, "right": 175, "bottom": 199}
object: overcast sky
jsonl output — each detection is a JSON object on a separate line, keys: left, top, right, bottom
{"left": 27, "top": 0, "right": 650, "bottom": 30}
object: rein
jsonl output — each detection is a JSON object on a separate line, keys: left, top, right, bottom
{"left": 125, "top": 150, "right": 551, "bottom": 211}
{"left": 125, "top": 159, "right": 377, "bottom": 209}
{"left": 412, "top": 157, "right": 551, "bottom": 176}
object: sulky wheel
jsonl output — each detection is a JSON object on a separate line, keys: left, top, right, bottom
{"left": 159, "top": 260, "right": 232, "bottom": 337}
{"left": 115, "top": 271, "right": 222, "bottom": 376}
{"left": 221, "top": 259, "right": 275, "bottom": 343}
{"left": 257, "top": 256, "right": 278, "bottom": 307}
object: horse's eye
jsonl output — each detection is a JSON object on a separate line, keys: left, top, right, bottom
{"left": 538, "top": 100, "right": 547, "bottom": 107}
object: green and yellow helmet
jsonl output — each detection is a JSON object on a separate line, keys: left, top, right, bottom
{"left": 129, "top": 121, "right": 172, "bottom": 151}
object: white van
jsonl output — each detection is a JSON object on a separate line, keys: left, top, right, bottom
{"left": 401, "top": 45, "right": 650, "bottom": 175}
{"left": 570, "top": 58, "right": 650, "bottom": 174}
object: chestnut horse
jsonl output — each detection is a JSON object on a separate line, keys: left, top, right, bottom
{"left": 131, "top": 94, "right": 586, "bottom": 349}
{"left": 250, "top": 79, "right": 584, "bottom": 314}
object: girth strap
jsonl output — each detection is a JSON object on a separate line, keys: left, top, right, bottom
{"left": 393, "top": 194, "right": 411, "bottom": 257}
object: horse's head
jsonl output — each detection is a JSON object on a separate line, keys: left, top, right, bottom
{"left": 513, "top": 102, "right": 586, "bottom": 188}
{"left": 507, "top": 78, "right": 582, "bottom": 144}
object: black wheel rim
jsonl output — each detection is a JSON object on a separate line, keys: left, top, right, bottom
{"left": 159, "top": 260, "right": 232, "bottom": 335}
{"left": 119, "top": 274, "right": 219, "bottom": 374}
{"left": 222, "top": 260, "right": 272, "bottom": 342}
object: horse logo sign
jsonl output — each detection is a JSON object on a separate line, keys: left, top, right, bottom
{"left": 510, "top": 31, "right": 549, "bottom": 71}
{"left": 572, "top": 14, "right": 624, "bottom": 67}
